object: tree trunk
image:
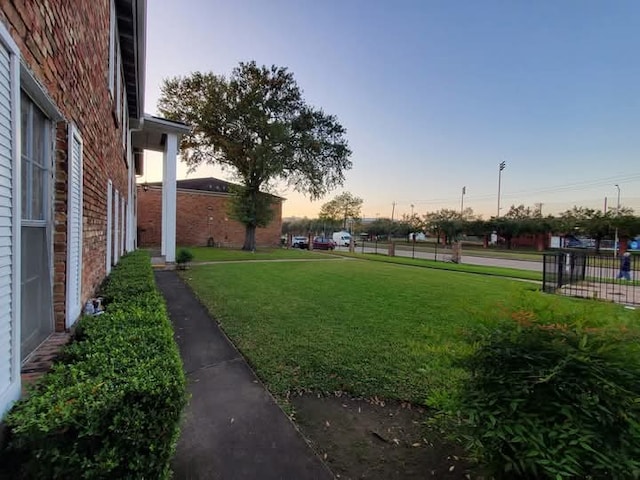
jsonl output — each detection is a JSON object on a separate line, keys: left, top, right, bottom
{"left": 243, "top": 224, "right": 257, "bottom": 251}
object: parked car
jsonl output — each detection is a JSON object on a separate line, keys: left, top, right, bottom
{"left": 312, "top": 236, "right": 336, "bottom": 250}
{"left": 291, "top": 236, "right": 309, "bottom": 249}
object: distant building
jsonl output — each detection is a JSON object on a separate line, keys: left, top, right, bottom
{"left": 137, "top": 177, "right": 283, "bottom": 248}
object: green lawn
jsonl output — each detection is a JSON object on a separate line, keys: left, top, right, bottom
{"left": 183, "top": 260, "right": 637, "bottom": 406}
{"left": 184, "top": 246, "right": 332, "bottom": 262}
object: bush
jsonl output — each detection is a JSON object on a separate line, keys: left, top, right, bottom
{"left": 456, "top": 314, "right": 640, "bottom": 479}
{"left": 175, "top": 248, "right": 194, "bottom": 269}
{"left": 1, "top": 250, "right": 187, "bottom": 479}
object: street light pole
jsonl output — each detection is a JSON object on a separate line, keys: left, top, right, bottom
{"left": 614, "top": 184, "right": 620, "bottom": 257}
{"left": 497, "top": 161, "right": 506, "bottom": 217}
{"left": 460, "top": 186, "right": 466, "bottom": 217}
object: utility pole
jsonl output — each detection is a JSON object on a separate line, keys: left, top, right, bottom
{"left": 460, "top": 186, "right": 466, "bottom": 217}
{"left": 534, "top": 202, "right": 543, "bottom": 216}
{"left": 604, "top": 197, "right": 607, "bottom": 214}
{"left": 614, "top": 185, "right": 620, "bottom": 257}
{"left": 497, "top": 161, "right": 506, "bottom": 217}
{"left": 390, "top": 201, "right": 396, "bottom": 243}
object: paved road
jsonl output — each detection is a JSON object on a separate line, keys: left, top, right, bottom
{"left": 338, "top": 246, "right": 543, "bottom": 272}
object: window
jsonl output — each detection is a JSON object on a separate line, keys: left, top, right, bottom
{"left": 108, "top": 0, "right": 116, "bottom": 96}
{"left": 115, "top": 43, "right": 121, "bottom": 122}
{"left": 122, "top": 95, "right": 128, "bottom": 150}
{"left": 20, "top": 92, "right": 50, "bottom": 222}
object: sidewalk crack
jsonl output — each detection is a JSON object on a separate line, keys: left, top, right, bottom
{"left": 186, "top": 356, "right": 243, "bottom": 376}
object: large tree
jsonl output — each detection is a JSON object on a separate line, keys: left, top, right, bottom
{"left": 318, "top": 192, "right": 363, "bottom": 231}
{"left": 159, "top": 62, "right": 352, "bottom": 250}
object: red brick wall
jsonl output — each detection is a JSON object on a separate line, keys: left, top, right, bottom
{"left": 137, "top": 186, "right": 283, "bottom": 248}
{"left": 1, "top": 0, "right": 130, "bottom": 330}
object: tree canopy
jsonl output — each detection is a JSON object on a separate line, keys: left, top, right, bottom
{"left": 318, "top": 192, "right": 363, "bottom": 230}
{"left": 159, "top": 62, "right": 352, "bottom": 250}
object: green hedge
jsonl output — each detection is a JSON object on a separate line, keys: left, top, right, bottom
{"left": 1, "top": 250, "right": 187, "bottom": 479}
{"left": 456, "top": 316, "right": 640, "bottom": 479}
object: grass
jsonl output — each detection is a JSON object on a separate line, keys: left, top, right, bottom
{"left": 183, "top": 260, "right": 636, "bottom": 406}
{"left": 184, "top": 246, "right": 332, "bottom": 262}
{"left": 336, "top": 252, "right": 543, "bottom": 281}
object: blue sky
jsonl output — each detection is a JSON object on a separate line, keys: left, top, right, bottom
{"left": 143, "top": 0, "right": 640, "bottom": 219}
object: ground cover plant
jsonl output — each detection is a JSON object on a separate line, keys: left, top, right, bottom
{"left": 452, "top": 299, "right": 640, "bottom": 479}
{"left": 1, "top": 251, "right": 187, "bottom": 479}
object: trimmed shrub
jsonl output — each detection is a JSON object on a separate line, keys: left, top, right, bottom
{"left": 1, "top": 250, "right": 187, "bottom": 479}
{"left": 456, "top": 315, "right": 640, "bottom": 479}
{"left": 175, "top": 248, "right": 194, "bottom": 270}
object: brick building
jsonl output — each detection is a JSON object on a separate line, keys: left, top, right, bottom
{"left": 137, "top": 177, "right": 283, "bottom": 248}
{"left": 0, "top": 1, "right": 188, "bottom": 417}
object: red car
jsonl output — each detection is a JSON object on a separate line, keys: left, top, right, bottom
{"left": 312, "top": 236, "right": 336, "bottom": 250}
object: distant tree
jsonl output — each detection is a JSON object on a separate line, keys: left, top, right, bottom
{"left": 504, "top": 204, "right": 539, "bottom": 220}
{"left": 159, "top": 62, "right": 352, "bottom": 250}
{"left": 424, "top": 209, "right": 464, "bottom": 245}
{"left": 559, "top": 207, "right": 612, "bottom": 253}
{"left": 318, "top": 192, "right": 363, "bottom": 231}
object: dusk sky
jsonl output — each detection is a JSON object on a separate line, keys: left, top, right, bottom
{"left": 142, "top": 1, "right": 640, "bottom": 219}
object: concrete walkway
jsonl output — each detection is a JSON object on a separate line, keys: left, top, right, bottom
{"left": 155, "top": 271, "right": 333, "bottom": 480}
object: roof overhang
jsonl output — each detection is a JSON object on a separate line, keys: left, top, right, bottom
{"left": 131, "top": 114, "right": 192, "bottom": 152}
{"left": 116, "top": 0, "right": 146, "bottom": 119}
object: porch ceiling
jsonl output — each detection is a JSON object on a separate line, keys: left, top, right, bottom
{"left": 131, "top": 114, "right": 191, "bottom": 152}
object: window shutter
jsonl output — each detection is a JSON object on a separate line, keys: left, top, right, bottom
{"left": 66, "top": 126, "right": 83, "bottom": 326}
{"left": 0, "top": 25, "right": 21, "bottom": 416}
{"left": 106, "top": 180, "right": 112, "bottom": 274}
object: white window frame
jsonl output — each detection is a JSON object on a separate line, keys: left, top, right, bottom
{"left": 106, "top": 180, "right": 112, "bottom": 274}
{"left": 65, "top": 125, "right": 83, "bottom": 327}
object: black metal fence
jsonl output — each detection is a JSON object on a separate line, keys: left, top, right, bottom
{"left": 543, "top": 252, "right": 639, "bottom": 306}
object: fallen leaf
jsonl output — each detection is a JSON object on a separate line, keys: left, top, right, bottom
{"left": 412, "top": 443, "right": 421, "bottom": 447}
{"left": 449, "top": 466, "right": 455, "bottom": 472}
{"left": 325, "top": 420, "right": 330, "bottom": 427}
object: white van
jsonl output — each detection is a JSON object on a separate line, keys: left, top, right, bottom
{"left": 332, "top": 231, "right": 352, "bottom": 247}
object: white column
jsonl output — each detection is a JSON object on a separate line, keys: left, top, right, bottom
{"left": 161, "top": 154, "right": 167, "bottom": 257}
{"left": 162, "top": 133, "right": 178, "bottom": 262}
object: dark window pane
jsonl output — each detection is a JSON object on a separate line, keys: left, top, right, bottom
{"left": 32, "top": 106, "right": 46, "bottom": 168}
{"left": 20, "top": 92, "right": 29, "bottom": 157}
{"left": 21, "top": 156, "right": 29, "bottom": 219}
{"left": 32, "top": 164, "right": 44, "bottom": 220}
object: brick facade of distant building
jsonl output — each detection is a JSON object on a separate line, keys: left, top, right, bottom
{"left": 137, "top": 179, "right": 283, "bottom": 248}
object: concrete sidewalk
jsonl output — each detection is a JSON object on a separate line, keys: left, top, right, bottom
{"left": 155, "top": 271, "right": 333, "bottom": 480}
